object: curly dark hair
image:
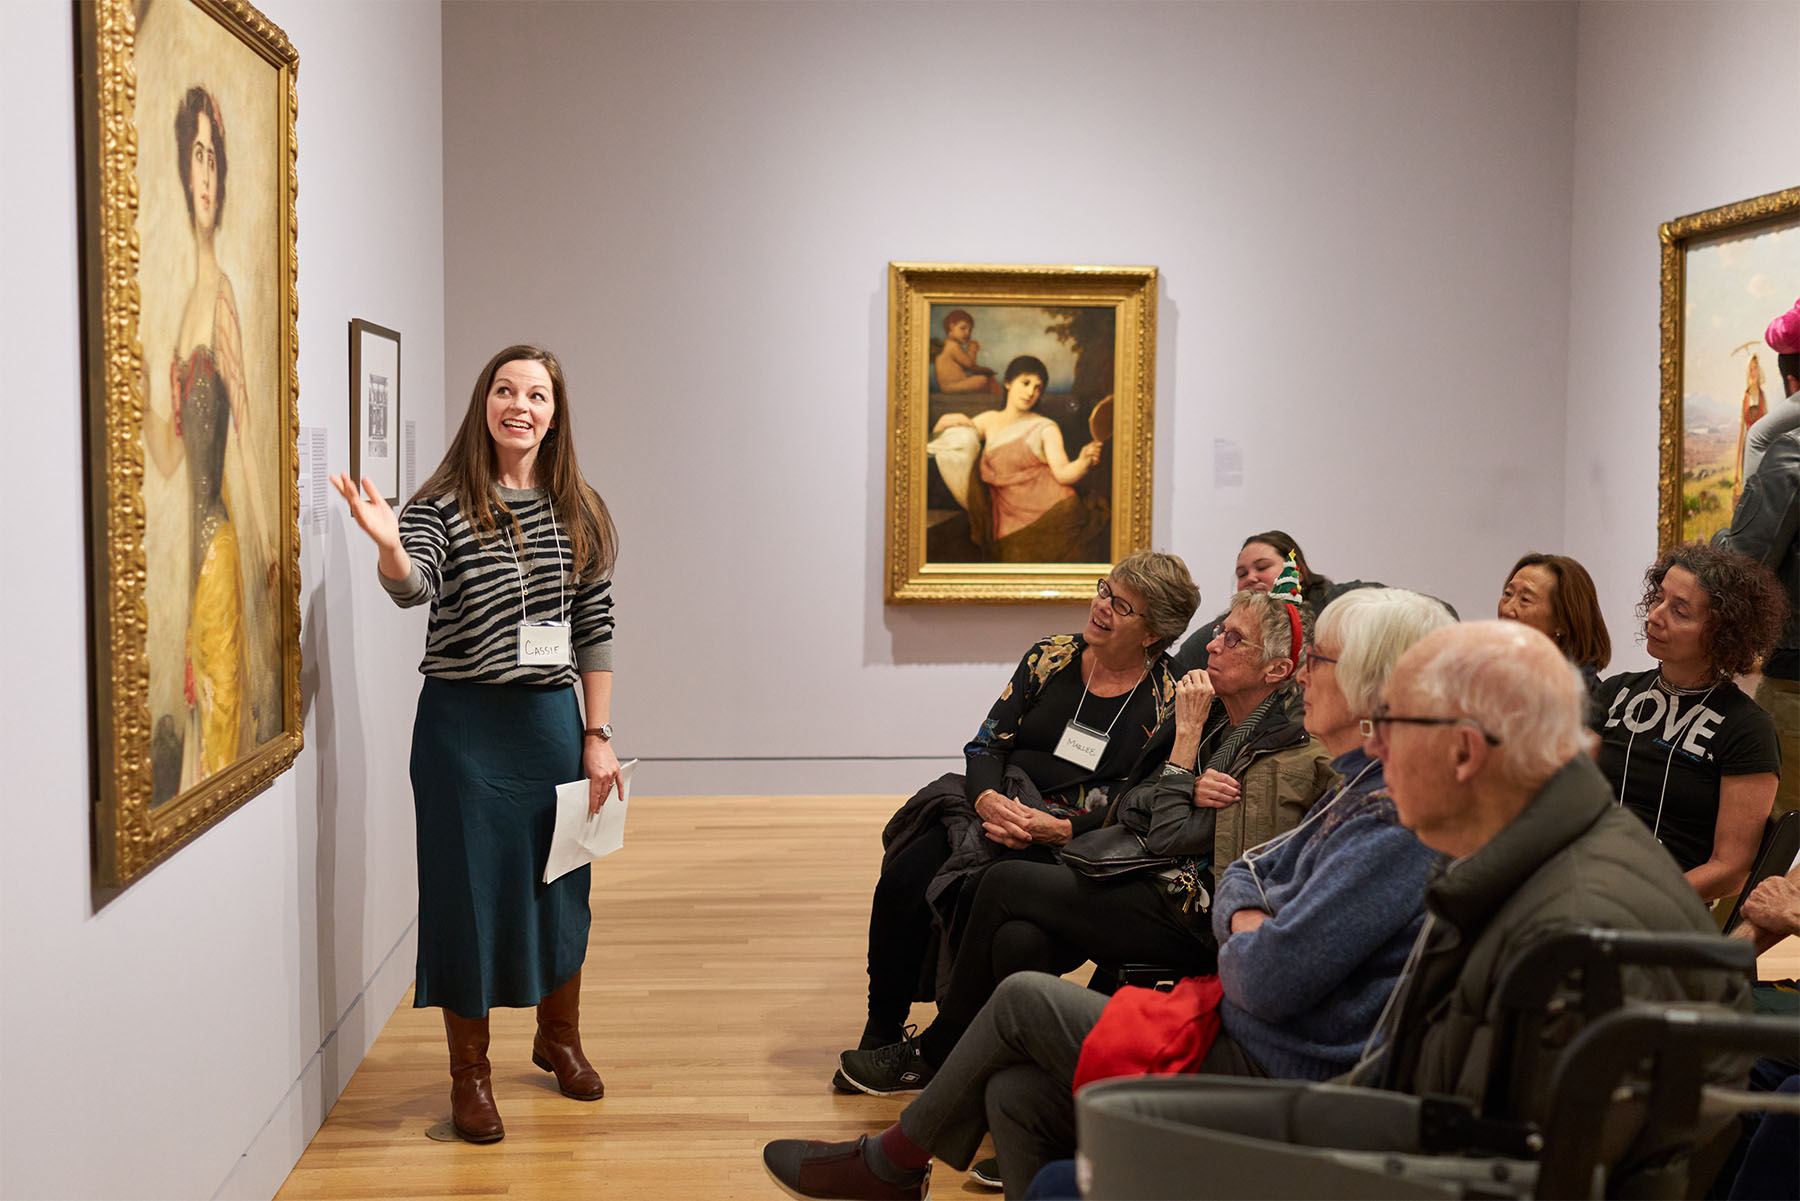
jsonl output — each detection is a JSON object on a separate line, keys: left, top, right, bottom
{"left": 1638, "top": 543, "right": 1789, "bottom": 678}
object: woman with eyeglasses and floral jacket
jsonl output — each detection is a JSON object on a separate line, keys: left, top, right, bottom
{"left": 853, "top": 552, "right": 1199, "bottom": 1065}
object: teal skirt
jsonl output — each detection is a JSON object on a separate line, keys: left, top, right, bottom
{"left": 410, "top": 676, "right": 592, "bottom": 1017}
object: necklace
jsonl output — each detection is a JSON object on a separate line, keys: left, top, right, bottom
{"left": 1654, "top": 671, "right": 1717, "bottom": 697}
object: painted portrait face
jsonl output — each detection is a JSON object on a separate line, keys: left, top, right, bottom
{"left": 1234, "top": 542, "right": 1284, "bottom": 593}
{"left": 1006, "top": 371, "right": 1044, "bottom": 410}
{"left": 485, "top": 358, "right": 557, "bottom": 457}
{"left": 1497, "top": 564, "right": 1560, "bottom": 642}
{"left": 948, "top": 318, "right": 972, "bottom": 343}
{"left": 1643, "top": 564, "right": 1712, "bottom": 669}
{"left": 189, "top": 110, "right": 219, "bottom": 232}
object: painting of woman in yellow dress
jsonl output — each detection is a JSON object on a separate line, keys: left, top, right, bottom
{"left": 140, "top": 80, "right": 281, "bottom": 803}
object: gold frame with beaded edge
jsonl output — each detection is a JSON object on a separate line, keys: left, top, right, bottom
{"left": 886, "top": 263, "right": 1157, "bottom": 603}
{"left": 78, "top": 0, "right": 302, "bottom": 897}
{"left": 1658, "top": 186, "right": 1800, "bottom": 553}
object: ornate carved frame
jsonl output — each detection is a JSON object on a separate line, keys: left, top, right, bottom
{"left": 886, "top": 263, "right": 1158, "bottom": 603}
{"left": 1657, "top": 186, "right": 1800, "bottom": 552}
{"left": 78, "top": 0, "right": 301, "bottom": 895}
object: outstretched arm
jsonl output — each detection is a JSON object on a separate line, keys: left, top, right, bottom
{"left": 1040, "top": 422, "right": 1104, "bottom": 485}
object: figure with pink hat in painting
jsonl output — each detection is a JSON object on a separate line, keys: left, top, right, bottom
{"left": 1742, "top": 296, "right": 1800, "bottom": 480}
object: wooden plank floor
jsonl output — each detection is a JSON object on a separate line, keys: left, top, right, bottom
{"left": 276, "top": 794, "right": 1800, "bottom": 1200}
{"left": 277, "top": 795, "right": 997, "bottom": 1201}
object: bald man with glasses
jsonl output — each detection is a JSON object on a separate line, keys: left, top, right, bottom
{"left": 1348, "top": 621, "right": 1747, "bottom": 1121}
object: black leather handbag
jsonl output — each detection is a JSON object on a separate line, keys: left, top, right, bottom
{"left": 1062, "top": 824, "right": 1176, "bottom": 880}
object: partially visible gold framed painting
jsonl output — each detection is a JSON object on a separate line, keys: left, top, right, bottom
{"left": 886, "top": 263, "right": 1157, "bottom": 603}
{"left": 1659, "top": 186, "right": 1800, "bottom": 551}
{"left": 78, "top": 0, "right": 301, "bottom": 893}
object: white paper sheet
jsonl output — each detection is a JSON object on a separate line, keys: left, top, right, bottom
{"left": 542, "top": 759, "right": 637, "bottom": 884}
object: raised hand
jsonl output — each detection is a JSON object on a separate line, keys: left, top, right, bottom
{"left": 1173, "top": 672, "right": 1215, "bottom": 738}
{"left": 330, "top": 473, "right": 400, "bottom": 551}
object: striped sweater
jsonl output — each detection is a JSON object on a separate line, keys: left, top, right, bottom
{"left": 380, "top": 485, "right": 614, "bottom": 684}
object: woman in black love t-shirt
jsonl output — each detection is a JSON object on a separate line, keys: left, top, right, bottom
{"left": 1592, "top": 545, "right": 1787, "bottom": 903}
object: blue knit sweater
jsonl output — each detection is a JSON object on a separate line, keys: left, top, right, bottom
{"left": 1209, "top": 748, "right": 1439, "bottom": 1081}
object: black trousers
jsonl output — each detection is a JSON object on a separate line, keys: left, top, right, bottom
{"left": 865, "top": 825, "right": 1059, "bottom": 1032}
{"left": 918, "top": 857, "right": 1218, "bottom": 1066}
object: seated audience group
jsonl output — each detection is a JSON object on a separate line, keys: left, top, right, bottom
{"left": 764, "top": 526, "right": 1794, "bottom": 1201}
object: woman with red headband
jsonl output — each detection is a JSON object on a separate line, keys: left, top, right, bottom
{"left": 837, "top": 583, "right": 1332, "bottom": 1097}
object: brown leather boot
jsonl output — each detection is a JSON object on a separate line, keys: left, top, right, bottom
{"left": 532, "top": 970, "right": 605, "bottom": 1100}
{"left": 443, "top": 1009, "right": 504, "bottom": 1142}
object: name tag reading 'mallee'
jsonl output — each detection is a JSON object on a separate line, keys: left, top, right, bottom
{"left": 518, "top": 621, "right": 571, "bottom": 667}
{"left": 1054, "top": 720, "right": 1108, "bottom": 770}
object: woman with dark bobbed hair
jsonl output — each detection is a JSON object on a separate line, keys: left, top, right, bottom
{"left": 1497, "top": 553, "right": 1611, "bottom": 699}
{"left": 1592, "top": 544, "right": 1787, "bottom": 903}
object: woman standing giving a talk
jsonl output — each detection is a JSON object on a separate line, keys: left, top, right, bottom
{"left": 331, "top": 345, "right": 621, "bottom": 1144}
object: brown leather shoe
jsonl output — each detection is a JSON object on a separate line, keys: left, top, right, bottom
{"left": 762, "top": 1135, "right": 928, "bottom": 1200}
{"left": 443, "top": 1009, "right": 504, "bottom": 1143}
{"left": 532, "top": 970, "right": 605, "bottom": 1100}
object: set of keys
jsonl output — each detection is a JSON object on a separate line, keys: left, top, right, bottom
{"left": 1163, "top": 862, "right": 1210, "bottom": 914}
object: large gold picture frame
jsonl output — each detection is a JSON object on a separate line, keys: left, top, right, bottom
{"left": 78, "top": 0, "right": 301, "bottom": 894}
{"left": 886, "top": 263, "right": 1157, "bottom": 603}
{"left": 1658, "top": 186, "right": 1800, "bottom": 552}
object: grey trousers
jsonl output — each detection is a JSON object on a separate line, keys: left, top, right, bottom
{"left": 896, "top": 972, "right": 1261, "bottom": 1199}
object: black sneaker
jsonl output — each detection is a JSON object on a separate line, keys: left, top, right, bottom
{"left": 837, "top": 1034, "right": 935, "bottom": 1096}
{"left": 968, "top": 1156, "right": 1002, "bottom": 1190}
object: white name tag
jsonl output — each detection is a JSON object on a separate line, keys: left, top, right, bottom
{"left": 517, "top": 621, "right": 571, "bottom": 666}
{"left": 1054, "top": 720, "right": 1108, "bottom": 770}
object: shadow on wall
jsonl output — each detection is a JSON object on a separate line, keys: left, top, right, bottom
{"left": 295, "top": 514, "right": 371, "bottom": 1120}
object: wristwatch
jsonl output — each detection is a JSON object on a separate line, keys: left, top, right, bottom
{"left": 584, "top": 723, "right": 614, "bottom": 741}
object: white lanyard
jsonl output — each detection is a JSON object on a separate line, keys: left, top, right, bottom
{"left": 495, "top": 504, "right": 570, "bottom": 666}
{"left": 1240, "top": 756, "right": 1380, "bottom": 911}
{"left": 1055, "top": 656, "right": 1147, "bottom": 769}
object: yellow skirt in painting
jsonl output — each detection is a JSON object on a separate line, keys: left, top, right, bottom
{"left": 187, "top": 520, "right": 245, "bottom": 779}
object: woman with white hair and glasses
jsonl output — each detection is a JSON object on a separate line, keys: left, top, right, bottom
{"left": 1210, "top": 587, "right": 1455, "bottom": 1080}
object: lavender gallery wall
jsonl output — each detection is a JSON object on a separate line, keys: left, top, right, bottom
{"left": 441, "top": 0, "right": 1580, "bottom": 796}
{"left": 0, "top": 1, "right": 446, "bottom": 1196}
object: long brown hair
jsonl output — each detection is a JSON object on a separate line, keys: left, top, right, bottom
{"left": 412, "top": 345, "right": 618, "bottom": 582}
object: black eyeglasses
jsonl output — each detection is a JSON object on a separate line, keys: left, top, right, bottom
{"left": 1301, "top": 647, "right": 1338, "bottom": 670}
{"left": 1360, "top": 702, "right": 1502, "bottom": 745}
{"left": 1210, "top": 622, "right": 1264, "bottom": 653}
{"left": 1096, "top": 578, "right": 1135, "bottom": 618}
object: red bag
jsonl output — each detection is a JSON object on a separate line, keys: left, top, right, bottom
{"left": 1073, "top": 976, "right": 1225, "bottom": 1092}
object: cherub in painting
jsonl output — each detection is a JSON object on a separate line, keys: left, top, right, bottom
{"left": 933, "top": 309, "right": 1002, "bottom": 394}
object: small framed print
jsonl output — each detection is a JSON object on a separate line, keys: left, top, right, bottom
{"left": 350, "top": 318, "right": 402, "bottom": 504}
